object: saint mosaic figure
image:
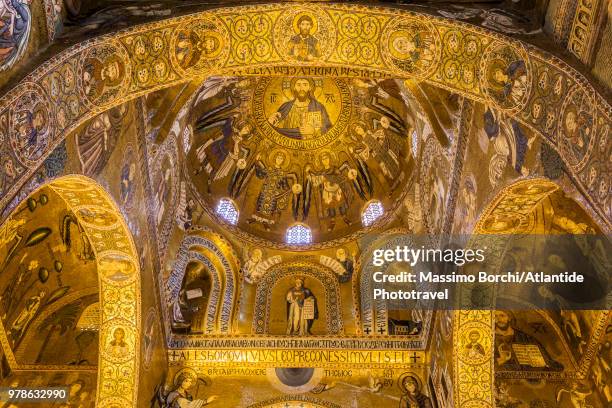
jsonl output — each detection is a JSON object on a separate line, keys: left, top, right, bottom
{"left": 82, "top": 53, "right": 125, "bottom": 102}
{"left": 14, "top": 108, "right": 48, "bottom": 162}
{"left": 335, "top": 247, "right": 354, "bottom": 284}
{"left": 175, "top": 29, "right": 222, "bottom": 70}
{"left": 465, "top": 330, "right": 486, "bottom": 359}
{"left": 268, "top": 77, "right": 331, "bottom": 140}
{"left": 107, "top": 327, "right": 129, "bottom": 358}
{"left": 0, "top": 0, "right": 31, "bottom": 71}
{"left": 288, "top": 15, "right": 320, "bottom": 61}
{"left": 286, "top": 277, "right": 318, "bottom": 335}
{"left": 489, "top": 58, "right": 528, "bottom": 107}
{"left": 398, "top": 373, "right": 432, "bottom": 408}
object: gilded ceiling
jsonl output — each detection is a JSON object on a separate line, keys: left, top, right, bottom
{"left": 0, "top": 1, "right": 610, "bottom": 408}
{"left": 187, "top": 76, "right": 421, "bottom": 246}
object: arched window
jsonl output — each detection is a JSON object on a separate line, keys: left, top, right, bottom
{"left": 216, "top": 198, "right": 238, "bottom": 225}
{"left": 362, "top": 200, "right": 384, "bottom": 226}
{"left": 285, "top": 224, "right": 312, "bottom": 245}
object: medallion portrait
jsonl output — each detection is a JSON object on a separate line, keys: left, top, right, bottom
{"left": 481, "top": 42, "right": 531, "bottom": 113}
{"left": 79, "top": 42, "right": 130, "bottom": 107}
{"left": 382, "top": 17, "right": 440, "bottom": 79}
{"left": 9, "top": 86, "right": 53, "bottom": 166}
{"left": 171, "top": 17, "right": 229, "bottom": 75}
{"left": 557, "top": 86, "right": 596, "bottom": 171}
{"left": 273, "top": 6, "right": 336, "bottom": 63}
{"left": 253, "top": 76, "right": 351, "bottom": 150}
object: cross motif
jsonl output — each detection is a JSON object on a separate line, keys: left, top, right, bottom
{"left": 364, "top": 327, "right": 371, "bottom": 335}
{"left": 378, "top": 327, "right": 386, "bottom": 335}
{"left": 410, "top": 352, "right": 421, "bottom": 363}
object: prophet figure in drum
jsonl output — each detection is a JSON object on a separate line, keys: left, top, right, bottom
{"left": 268, "top": 78, "right": 331, "bottom": 140}
{"left": 286, "top": 277, "right": 318, "bottom": 335}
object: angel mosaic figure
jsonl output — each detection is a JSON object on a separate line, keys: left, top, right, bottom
{"left": 154, "top": 372, "right": 218, "bottom": 408}
{"left": 304, "top": 152, "right": 364, "bottom": 232}
{"left": 242, "top": 151, "right": 299, "bottom": 230}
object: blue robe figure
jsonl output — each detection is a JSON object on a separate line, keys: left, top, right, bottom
{"left": 0, "top": 0, "right": 31, "bottom": 71}
{"left": 484, "top": 108, "right": 528, "bottom": 174}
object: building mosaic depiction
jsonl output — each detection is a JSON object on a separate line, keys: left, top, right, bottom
{"left": 0, "top": 0, "right": 610, "bottom": 407}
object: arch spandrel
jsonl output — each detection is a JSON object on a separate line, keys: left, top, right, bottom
{"left": 0, "top": 3, "right": 609, "bottom": 229}
{"left": 0, "top": 175, "right": 141, "bottom": 407}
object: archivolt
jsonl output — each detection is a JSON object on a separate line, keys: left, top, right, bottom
{"left": 163, "top": 231, "right": 240, "bottom": 335}
{"left": 0, "top": 3, "right": 609, "bottom": 228}
{"left": 0, "top": 175, "right": 141, "bottom": 408}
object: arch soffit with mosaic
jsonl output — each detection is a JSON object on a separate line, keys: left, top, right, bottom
{"left": 163, "top": 231, "right": 240, "bottom": 337}
{"left": 15, "top": 286, "right": 99, "bottom": 364}
{"left": 0, "top": 175, "right": 141, "bottom": 408}
{"left": 452, "top": 178, "right": 610, "bottom": 407}
{"left": 0, "top": 3, "right": 609, "bottom": 226}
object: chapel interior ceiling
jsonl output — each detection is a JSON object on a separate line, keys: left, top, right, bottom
{"left": 0, "top": 0, "right": 610, "bottom": 407}
{"left": 185, "top": 75, "right": 424, "bottom": 247}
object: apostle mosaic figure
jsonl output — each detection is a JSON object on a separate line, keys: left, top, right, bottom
{"left": 286, "top": 277, "right": 318, "bottom": 336}
{"left": 268, "top": 77, "right": 331, "bottom": 140}
{"left": 398, "top": 374, "right": 432, "bottom": 408}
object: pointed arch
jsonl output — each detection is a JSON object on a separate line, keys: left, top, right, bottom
{"left": 0, "top": 175, "right": 141, "bottom": 407}
{"left": 452, "top": 177, "right": 610, "bottom": 407}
